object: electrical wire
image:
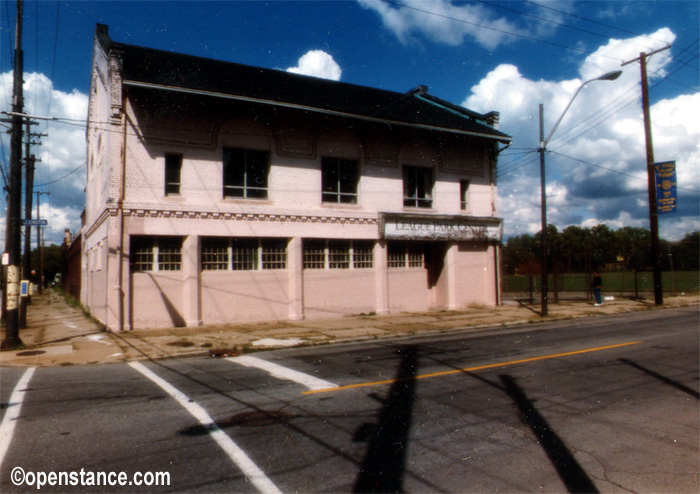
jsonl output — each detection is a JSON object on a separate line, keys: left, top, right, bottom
{"left": 476, "top": 0, "right": 660, "bottom": 53}
{"left": 550, "top": 150, "right": 700, "bottom": 195}
{"left": 35, "top": 163, "right": 83, "bottom": 187}
{"left": 379, "top": 0, "right": 627, "bottom": 62}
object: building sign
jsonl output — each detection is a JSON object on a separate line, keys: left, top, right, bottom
{"left": 380, "top": 213, "right": 503, "bottom": 241}
{"left": 655, "top": 161, "right": 677, "bottom": 214}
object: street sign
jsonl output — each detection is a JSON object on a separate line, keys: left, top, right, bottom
{"left": 22, "top": 219, "right": 48, "bottom": 226}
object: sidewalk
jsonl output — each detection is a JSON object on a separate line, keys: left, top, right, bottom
{"left": 1, "top": 289, "right": 698, "bottom": 367}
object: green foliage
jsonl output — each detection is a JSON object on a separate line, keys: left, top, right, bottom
{"left": 504, "top": 271, "right": 699, "bottom": 294}
{"left": 503, "top": 226, "right": 699, "bottom": 275}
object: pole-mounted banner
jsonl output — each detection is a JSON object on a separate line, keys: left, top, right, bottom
{"left": 654, "top": 161, "right": 677, "bottom": 215}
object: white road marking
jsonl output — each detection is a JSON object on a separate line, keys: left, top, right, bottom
{"left": 128, "top": 361, "right": 281, "bottom": 494}
{"left": 0, "top": 367, "right": 36, "bottom": 470}
{"left": 227, "top": 355, "right": 338, "bottom": 391}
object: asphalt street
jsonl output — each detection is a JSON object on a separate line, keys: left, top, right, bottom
{"left": 1, "top": 307, "right": 698, "bottom": 493}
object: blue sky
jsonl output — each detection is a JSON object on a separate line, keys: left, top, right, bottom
{"left": 1, "top": 0, "right": 698, "bottom": 245}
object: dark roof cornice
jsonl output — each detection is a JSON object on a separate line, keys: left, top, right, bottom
{"left": 97, "top": 25, "right": 511, "bottom": 143}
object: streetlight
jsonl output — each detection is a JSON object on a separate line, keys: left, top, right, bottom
{"left": 538, "top": 70, "right": 622, "bottom": 317}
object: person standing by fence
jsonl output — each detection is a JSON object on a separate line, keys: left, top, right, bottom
{"left": 592, "top": 271, "right": 603, "bottom": 306}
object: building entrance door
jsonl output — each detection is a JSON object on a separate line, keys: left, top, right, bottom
{"left": 425, "top": 243, "right": 448, "bottom": 309}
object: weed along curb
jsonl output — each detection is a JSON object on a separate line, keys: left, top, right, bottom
{"left": 1, "top": 289, "right": 698, "bottom": 367}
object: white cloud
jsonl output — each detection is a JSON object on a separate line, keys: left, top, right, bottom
{"left": 0, "top": 71, "right": 88, "bottom": 247}
{"left": 286, "top": 50, "right": 342, "bottom": 81}
{"left": 357, "top": 0, "right": 559, "bottom": 50}
{"left": 465, "top": 28, "right": 699, "bottom": 241}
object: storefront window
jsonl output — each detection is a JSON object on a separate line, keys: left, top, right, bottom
{"left": 201, "top": 238, "right": 287, "bottom": 271}
{"left": 130, "top": 236, "right": 183, "bottom": 272}
{"left": 388, "top": 241, "right": 424, "bottom": 268}
{"left": 303, "top": 239, "right": 374, "bottom": 270}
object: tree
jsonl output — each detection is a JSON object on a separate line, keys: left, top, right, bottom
{"left": 503, "top": 233, "right": 539, "bottom": 274}
{"left": 617, "top": 227, "right": 651, "bottom": 271}
{"left": 671, "top": 231, "right": 699, "bottom": 271}
{"left": 559, "top": 226, "right": 592, "bottom": 273}
{"left": 30, "top": 244, "right": 63, "bottom": 287}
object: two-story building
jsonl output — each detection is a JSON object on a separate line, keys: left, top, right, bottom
{"left": 83, "top": 24, "right": 511, "bottom": 331}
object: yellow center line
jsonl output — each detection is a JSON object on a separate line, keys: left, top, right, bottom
{"left": 302, "top": 341, "right": 642, "bottom": 395}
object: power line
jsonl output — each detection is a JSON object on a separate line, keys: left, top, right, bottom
{"left": 34, "top": 163, "right": 83, "bottom": 187}
{"left": 476, "top": 0, "right": 660, "bottom": 53}
{"left": 550, "top": 150, "right": 699, "bottom": 195}
{"left": 379, "top": 0, "right": 627, "bottom": 62}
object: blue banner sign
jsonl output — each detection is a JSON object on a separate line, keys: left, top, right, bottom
{"left": 654, "top": 161, "right": 677, "bottom": 214}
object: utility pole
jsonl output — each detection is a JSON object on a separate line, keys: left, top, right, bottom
{"left": 538, "top": 104, "right": 548, "bottom": 317}
{"left": 36, "top": 191, "right": 50, "bottom": 294}
{"left": 622, "top": 45, "right": 670, "bottom": 306}
{"left": 19, "top": 150, "right": 34, "bottom": 329}
{"left": 19, "top": 121, "right": 43, "bottom": 328}
{"left": 2, "top": 0, "right": 24, "bottom": 349}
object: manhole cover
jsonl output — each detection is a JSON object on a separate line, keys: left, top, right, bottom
{"left": 16, "top": 350, "right": 46, "bottom": 356}
{"left": 166, "top": 341, "right": 195, "bottom": 347}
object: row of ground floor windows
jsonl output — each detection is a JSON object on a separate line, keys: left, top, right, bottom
{"left": 129, "top": 236, "right": 428, "bottom": 273}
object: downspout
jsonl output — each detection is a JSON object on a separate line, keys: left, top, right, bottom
{"left": 494, "top": 240, "right": 502, "bottom": 306}
{"left": 117, "top": 96, "right": 127, "bottom": 332}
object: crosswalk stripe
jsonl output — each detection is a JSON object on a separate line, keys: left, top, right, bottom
{"left": 128, "top": 361, "right": 282, "bottom": 494}
{"left": 0, "top": 367, "right": 36, "bottom": 471}
{"left": 226, "top": 355, "right": 338, "bottom": 391}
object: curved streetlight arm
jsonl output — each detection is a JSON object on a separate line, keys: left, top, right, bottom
{"left": 540, "top": 70, "right": 622, "bottom": 149}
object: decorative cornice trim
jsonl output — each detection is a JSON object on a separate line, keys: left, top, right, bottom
{"left": 121, "top": 208, "right": 379, "bottom": 225}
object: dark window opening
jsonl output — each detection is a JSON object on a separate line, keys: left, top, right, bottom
{"left": 223, "top": 148, "right": 269, "bottom": 199}
{"left": 322, "top": 157, "right": 359, "bottom": 204}
{"left": 403, "top": 166, "right": 433, "bottom": 208}
{"left": 165, "top": 154, "right": 182, "bottom": 196}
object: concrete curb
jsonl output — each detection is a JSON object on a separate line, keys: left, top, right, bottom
{"left": 1, "top": 290, "right": 698, "bottom": 367}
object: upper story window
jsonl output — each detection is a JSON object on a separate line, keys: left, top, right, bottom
{"left": 322, "top": 157, "right": 358, "bottom": 204}
{"left": 130, "top": 236, "right": 183, "bottom": 273}
{"left": 460, "top": 180, "right": 470, "bottom": 211}
{"left": 403, "top": 166, "right": 433, "bottom": 208}
{"left": 165, "top": 154, "right": 182, "bottom": 196}
{"left": 223, "top": 148, "right": 269, "bottom": 199}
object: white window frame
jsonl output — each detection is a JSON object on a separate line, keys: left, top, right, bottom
{"left": 303, "top": 239, "right": 374, "bottom": 270}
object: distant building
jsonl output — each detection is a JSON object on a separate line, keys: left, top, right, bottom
{"left": 83, "top": 24, "right": 511, "bottom": 331}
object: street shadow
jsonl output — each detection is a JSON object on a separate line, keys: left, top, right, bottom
{"left": 516, "top": 299, "right": 544, "bottom": 315}
{"left": 353, "top": 346, "right": 418, "bottom": 493}
{"left": 619, "top": 358, "right": 700, "bottom": 400}
{"left": 416, "top": 352, "right": 598, "bottom": 493}
{"left": 500, "top": 375, "right": 598, "bottom": 494}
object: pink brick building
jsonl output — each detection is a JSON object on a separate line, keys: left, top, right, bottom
{"left": 83, "top": 25, "right": 511, "bottom": 331}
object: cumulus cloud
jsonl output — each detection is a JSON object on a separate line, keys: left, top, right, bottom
{"left": 357, "top": 0, "right": 561, "bottom": 50}
{"left": 465, "top": 28, "right": 699, "bottom": 241}
{"left": 286, "top": 50, "right": 342, "bottom": 81}
{"left": 0, "top": 71, "right": 88, "bottom": 247}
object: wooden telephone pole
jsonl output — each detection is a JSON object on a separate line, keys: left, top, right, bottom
{"left": 622, "top": 45, "right": 671, "bottom": 306}
{"left": 2, "top": 0, "right": 25, "bottom": 349}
